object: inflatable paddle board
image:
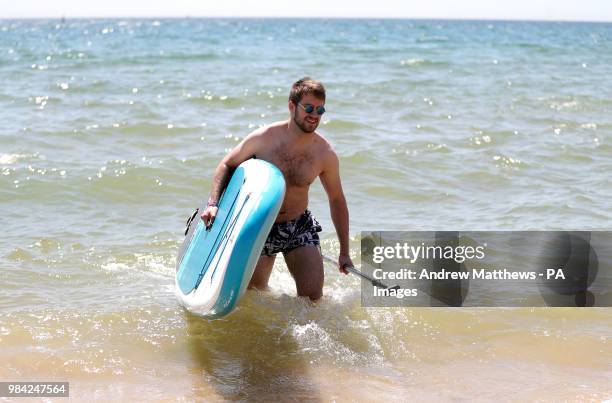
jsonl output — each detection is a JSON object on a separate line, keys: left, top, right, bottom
{"left": 176, "top": 159, "right": 285, "bottom": 318}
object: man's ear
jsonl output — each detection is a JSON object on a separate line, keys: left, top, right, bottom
{"left": 288, "top": 100, "right": 295, "bottom": 113}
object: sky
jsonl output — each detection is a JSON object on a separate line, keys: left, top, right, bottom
{"left": 1, "top": 0, "right": 611, "bottom": 22}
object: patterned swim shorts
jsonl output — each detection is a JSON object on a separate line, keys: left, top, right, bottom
{"left": 261, "top": 209, "right": 323, "bottom": 256}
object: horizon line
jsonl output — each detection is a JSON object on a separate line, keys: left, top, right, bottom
{"left": 1, "top": 16, "right": 612, "bottom": 24}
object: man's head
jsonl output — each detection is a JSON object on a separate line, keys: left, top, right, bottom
{"left": 288, "top": 77, "right": 326, "bottom": 134}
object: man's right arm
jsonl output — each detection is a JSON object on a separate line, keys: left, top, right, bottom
{"left": 200, "top": 130, "right": 262, "bottom": 227}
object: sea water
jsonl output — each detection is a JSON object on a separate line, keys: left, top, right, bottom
{"left": 1, "top": 19, "right": 611, "bottom": 400}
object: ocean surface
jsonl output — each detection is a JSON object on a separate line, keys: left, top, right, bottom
{"left": 1, "top": 18, "right": 611, "bottom": 401}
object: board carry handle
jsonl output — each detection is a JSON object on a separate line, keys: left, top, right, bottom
{"left": 184, "top": 208, "right": 199, "bottom": 236}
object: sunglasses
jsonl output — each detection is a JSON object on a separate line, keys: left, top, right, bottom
{"left": 298, "top": 103, "right": 326, "bottom": 115}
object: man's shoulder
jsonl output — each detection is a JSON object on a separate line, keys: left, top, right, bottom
{"left": 312, "top": 131, "right": 335, "bottom": 154}
{"left": 245, "top": 121, "right": 286, "bottom": 141}
{"left": 258, "top": 121, "right": 287, "bottom": 135}
{"left": 309, "top": 132, "right": 338, "bottom": 170}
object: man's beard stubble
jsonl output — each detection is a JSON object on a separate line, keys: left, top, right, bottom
{"left": 293, "top": 111, "right": 317, "bottom": 134}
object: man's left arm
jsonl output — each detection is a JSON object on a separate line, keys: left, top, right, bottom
{"left": 319, "top": 150, "right": 353, "bottom": 274}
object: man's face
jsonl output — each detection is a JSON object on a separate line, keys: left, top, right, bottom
{"left": 292, "top": 93, "right": 325, "bottom": 134}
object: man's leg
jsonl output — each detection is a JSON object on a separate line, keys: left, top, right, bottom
{"left": 248, "top": 254, "right": 276, "bottom": 290}
{"left": 283, "top": 245, "right": 324, "bottom": 301}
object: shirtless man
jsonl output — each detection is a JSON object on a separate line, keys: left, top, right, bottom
{"left": 200, "top": 77, "right": 353, "bottom": 301}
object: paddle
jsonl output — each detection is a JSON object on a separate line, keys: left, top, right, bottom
{"left": 322, "top": 254, "right": 400, "bottom": 290}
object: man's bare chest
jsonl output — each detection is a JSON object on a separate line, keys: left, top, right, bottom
{"left": 259, "top": 144, "right": 320, "bottom": 187}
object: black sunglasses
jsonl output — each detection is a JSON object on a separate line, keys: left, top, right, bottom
{"left": 298, "top": 103, "right": 326, "bottom": 115}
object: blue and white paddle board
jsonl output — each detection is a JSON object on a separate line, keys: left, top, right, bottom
{"left": 176, "top": 159, "right": 285, "bottom": 318}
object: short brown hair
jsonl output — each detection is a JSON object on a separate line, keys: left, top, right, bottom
{"left": 289, "top": 77, "right": 326, "bottom": 105}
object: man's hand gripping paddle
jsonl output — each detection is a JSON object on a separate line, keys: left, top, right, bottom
{"left": 322, "top": 254, "right": 400, "bottom": 290}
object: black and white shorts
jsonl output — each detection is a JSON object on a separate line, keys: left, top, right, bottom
{"left": 261, "top": 209, "right": 322, "bottom": 256}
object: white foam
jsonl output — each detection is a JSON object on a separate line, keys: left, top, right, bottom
{"left": 100, "top": 262, "right": 131, "bottom": 272}
{"left": 400, "top": 58, "right": 425, "bottom": 66}
{"left": 100, "top": 253, "right": 174, "bottom": 280}
{"left": 135, "top": 254, "right": 173, "bottom": 278}
{"left": 0, "top": 153, "right": 29, "bottom": 165}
